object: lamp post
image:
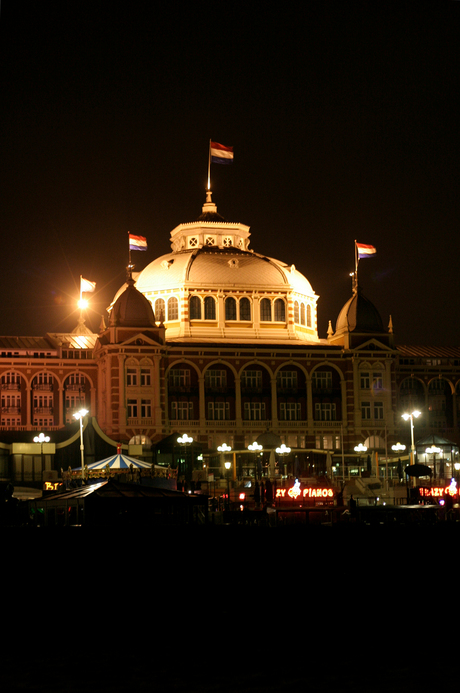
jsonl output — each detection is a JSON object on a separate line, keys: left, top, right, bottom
{"left": 34, "top": 432, "right": 50, "bottom": 480}
{"left": 218, "top": 443, "right": 232, "bottom": 510}
{"left": 276, "top": 443, "right": 291, "bottom": 477}
{"left": 354, "top": 443, "right": 367, "bottom": 477}
{"left": 74, "top": 408, "right": 88, "bottom": 481}
{"left": 401, "top": 410, "right": 421, "bottom": 466}
{"left": 391, "top": 443, "right": 406, "bottom": 482}
{"left": 248, "top": 442, "right": 263, "bottom": 479}
{"left": 177, "top": 434, "right": 193, "bottom": 483}
{"left": 426, "top": 445, "right": 442, "bottom": 482}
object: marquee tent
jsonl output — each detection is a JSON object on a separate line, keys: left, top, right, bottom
{"left": 73, "top": 454, "right": 152, "bottom": 471}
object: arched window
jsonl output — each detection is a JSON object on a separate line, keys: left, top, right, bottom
{"left": 204, "top": 295, "right": 216, "bottom": 320}
{"left": 225, "top": 297, "right": 237, "bottom": 320}
{"left": 294, "top": 301, "right": 300, "bottom": 324}
{"left": 190, "top": 296, "right": 201, "bottom": 320}
{"left": 168, "top": 297, "right": 179, "bottom": 321}
{"left": 274, "top": 298, "right": 285, "bottom": 322}
{"left": 300, "top": 303, "right": 305, "bottom": 325}
{"left": 260, "top": 298, "right": 271, "bottom": 322}
{"left": 240, "top": 297, "right": 251, "bottom": 321}
{"left": 155, "top": 298, "right": 165, "bottom": 322}
{"left": 306, "top": 304, "right": 312, "bottom": 327}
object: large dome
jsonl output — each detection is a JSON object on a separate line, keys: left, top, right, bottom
{"left": 109, "top": 193, "right": 320, "bottom": 344}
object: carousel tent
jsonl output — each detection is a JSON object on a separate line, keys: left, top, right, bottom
{"left": 73, "top": 453, "right": 152, "bottom": 471}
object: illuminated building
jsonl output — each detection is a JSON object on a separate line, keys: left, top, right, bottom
{"left": 1, "top": 192, "right": 460, "bottom": 495}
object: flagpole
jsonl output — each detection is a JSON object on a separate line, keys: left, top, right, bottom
{"left": 353, "top": 240, "right": 358, "bottom": 292}
{"left": 207, "top": 139, "right": 211, "bottom": 191}
{"left": 128, "top": 232, "right": 133, "bottom": 278}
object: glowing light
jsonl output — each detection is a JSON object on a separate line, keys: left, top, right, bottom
{"left": 78, "top": 299, "right": 89, "bottom": 310}
{"left": 34, "top": 432, "right": 50, "bottom": 444}
{"left": 287, "top": 479, "right": 301, "bottom": 499}
{"left": 277, "top": 483, "right": 334, "bottom": 500}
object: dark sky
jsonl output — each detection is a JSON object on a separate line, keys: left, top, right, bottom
{"left": 1, "top": 1, "right": 459, "bottom": 344}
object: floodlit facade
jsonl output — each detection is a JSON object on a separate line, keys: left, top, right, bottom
{"left": 2, "top": 193, "right": 460, "bottom": 489}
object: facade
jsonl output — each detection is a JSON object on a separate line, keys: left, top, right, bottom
{"left": 2, "top": 192, "right": 460, "bottom": 490}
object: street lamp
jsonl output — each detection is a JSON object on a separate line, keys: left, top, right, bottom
{"left": 354, "top": 443, "right": 367, "bottom": 477}
{"left": 426, "top": 445, "right": 442, "bottom": 482}
{"left": 177, "top": 434, "right": 193, "bottom": 482}
{"left": 391, "top": 443, "right": 406, "bottom": 482}
{"left": 74, "top": 408, "right": 88, "bottom": 481}
{"left": 218, "top": 444, "right": 232, "bottom": 510}
{"left": 276, "top": 443, "right": 291, "bottom": 477}
{"left": 34, "top": 432, "right": 50, "bottom": 480}
{"left": 248, "top": 442, "right": 263, "bottom": 479}
{"left": 401, "top": 410, "right": 421, "bottom": 466}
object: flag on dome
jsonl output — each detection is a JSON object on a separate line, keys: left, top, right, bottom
{"left": 210, "top": 141, "right": 234, "bottom": 165}
{"left": 129, "top": 234, "right": 148, "bottom": 251}
{"left": 80, "top": 277, "right": 96, "bottom": 293}
{"left": 356, "top": 243, "right": 376, "bottom": 259}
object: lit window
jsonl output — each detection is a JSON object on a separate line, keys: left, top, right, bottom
{"left": 155, "top": 298, "right": 165, "bottom": 322}
{"left": 306, "top": 305, "right": 312, "bottom": 327}
{"left": 300, "top": 303, "right": 305, "bottom": 325}
{"left": 168, "top": 297, "right": 179, "bottom": 321}
{"left": 294, "top": 301, "right": 300, "bottom": 324}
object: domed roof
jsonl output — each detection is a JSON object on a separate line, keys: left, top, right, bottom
{"left": 109, "top": 278, "right": 156, "bottom": 328}
{"left": 136, "top": 247, "right": 310, "bottom": 291}
{"left": 335, "top": 288, "right": 384, "bottom": 334}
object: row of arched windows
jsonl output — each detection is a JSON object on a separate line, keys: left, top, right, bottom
{"left": 294, "top": 301, "right": 312, "bottom": 328}
{"left": 189, "top": 295, "right": 286, "bottom": 322}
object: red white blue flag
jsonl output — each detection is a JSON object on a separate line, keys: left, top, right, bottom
{"left": 129, "top": 234, "right": 148, "bottom": 251}
{"left": 356, "top": 242, "right": 376, "bottom": 259}
{"left": 210, "top": 141, "right": 234, "bottom": 165}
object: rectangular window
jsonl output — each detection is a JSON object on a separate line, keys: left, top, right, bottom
{"left": 140, "top": 368, "right": 151, "bottom": 386}
{"left": 127, "top": 399, "right": 138, "bottom": 418}
{"left": 373, "top": 373, "right": 383, "bottom": 391}
{"left": 243, "top": 402, "right": 266, "bottom": 421}
{"left": 315, "top": 403, "right": 336, "bottom": 421}
{"left": 277, "top": 371, "right": 298, "bottom": 389}
{"left": 171, "top": 401, "right": 194, "bottom": 420}
{"left": 312, "top": 371, "right": 332, "bottom": 389}
{"left": 374, "top": 402, "right": 384, "bottom": 419}
{"left": 126, "top": 369, "right": 138, "bottom": 386}
{"left": 241, "top": 370, "right": 262, "bottom": 388}
{"left": 360, "top": 373, "right": 370, "bottom": 389}
{"left": 141, "top": 400, "right": 152, "bottom": 418}
{"left": 280, "top": 403, "right": 301, "bottom": 421}
{"left": 361, "top": 401, "right": 371, "bottom": 419}
{"left": 205, "top": 370, "right": 227, "bottom": 388}
{"left": 207, "top": 401, "right": 230, "bottom": 420}
{"left": 169, "top": 369, "right": 191, "bottom": 387}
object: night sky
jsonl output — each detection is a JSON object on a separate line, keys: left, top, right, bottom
{"left": 1, "top": 2, "right": 459, "bottom": 345}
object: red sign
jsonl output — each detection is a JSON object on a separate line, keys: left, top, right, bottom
{"left": 276, "top": 481, "right": 334, "bottom": 501}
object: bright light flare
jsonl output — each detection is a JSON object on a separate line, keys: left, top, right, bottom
{"left": 78, "top": 299, "right": 89, "bottom": 309}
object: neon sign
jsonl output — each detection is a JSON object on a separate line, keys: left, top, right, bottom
{"left": 43, "top": 481, "right": 62, "bottom": 492}
{"left": 418, "top": 481, "right": 459, "bottom": 498}
{"left": 276, "top": 483, "right": 334, "bottom": 500}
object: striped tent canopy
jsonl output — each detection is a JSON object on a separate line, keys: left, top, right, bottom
{"left": 74, "top": 454, "right": 152, "bottom": 471}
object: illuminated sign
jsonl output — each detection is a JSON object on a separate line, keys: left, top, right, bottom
{"left": 276, "top": 482, "right": 334, "bottom": 501}
{"left": 43, "top": 481, "right": 62, "bottom": 492}
{"left": 419, "top": 483, "right": 459, "bottom": 498}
